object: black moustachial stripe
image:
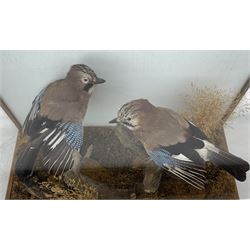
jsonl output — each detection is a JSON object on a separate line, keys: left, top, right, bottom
{"left": 83, "top": 83, "right": 94, "bottom": 92}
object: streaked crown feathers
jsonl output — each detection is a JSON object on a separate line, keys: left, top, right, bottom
{"left": 117, "top": 99, "right": 156, "bottom": 130}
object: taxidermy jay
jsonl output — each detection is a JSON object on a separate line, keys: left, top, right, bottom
{"left": 16, "top": 64, "right": 105, "bottom": 180}
{"left": 110, "top": 99, "right": 249, "bottom": 190}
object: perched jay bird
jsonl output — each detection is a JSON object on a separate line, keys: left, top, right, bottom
{"left": 110, "top": 99, "right": 249, "bottom": 190}
{"left": 16, "top": 64, "right": 105, "bottom": 180}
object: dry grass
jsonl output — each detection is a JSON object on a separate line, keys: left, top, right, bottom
{"left": 182, "top": 83, "right": 249, "bottom": 142}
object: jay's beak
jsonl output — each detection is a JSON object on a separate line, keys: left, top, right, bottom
{"left": 96, "top": 77, "right": 105, "bottom": 84}
{"left": 109, "top": 118, "right": 118, "bottom": 124}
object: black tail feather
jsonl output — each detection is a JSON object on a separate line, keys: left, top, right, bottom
{"left": 15, "top": 140, "right": 42, "bottom": 180}
{"left": 208, "top": 150, "right": 249, "bottom": 181}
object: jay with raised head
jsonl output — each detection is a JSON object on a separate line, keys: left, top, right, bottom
{"left": 16, "top": 64, "right": 105, "bottom": 180}
{"left": 110, "top": 99, "right": 249, "bottom": 191}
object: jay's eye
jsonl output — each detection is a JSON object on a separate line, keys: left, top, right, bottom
{"left": 83, "top": 78, "right": 89, "bottom": 83}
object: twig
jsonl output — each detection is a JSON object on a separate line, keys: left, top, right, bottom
{"left": 0, "top": 97, "right": 22, "bottom": 130}
{"left": 222, "top": 77, "right": 250, "bottom": 123}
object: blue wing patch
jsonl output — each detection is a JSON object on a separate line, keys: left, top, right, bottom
{"left": 148, "top": 148, "right": 175, "bottom": 167}
{"left": 59, "top": 122, "right": 84, "bottom": 150}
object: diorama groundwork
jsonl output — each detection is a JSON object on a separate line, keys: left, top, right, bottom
{"left": 9, "top": 126, "right": 239, "bottom": 200}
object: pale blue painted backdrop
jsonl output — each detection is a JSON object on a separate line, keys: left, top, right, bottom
{"left": 1, "top": 50, "right": 249, "bottom": 126}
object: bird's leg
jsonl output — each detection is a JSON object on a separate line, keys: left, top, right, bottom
{"left": 63, "top": 145, "right": 98, "bottom": 188}
{"left": 143, "top": 163, "right": 162, "bottom": 193}
{"left": 74, "top": 144, "right": 94, "bottom": 177}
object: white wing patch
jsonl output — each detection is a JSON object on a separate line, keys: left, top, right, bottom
{"left": 40, "top": 122, "right": 84, "bottom": 176}
{"left": 43, "top": 129, "right": 56, "bottom": 142}
{"left": 172, "top": 154, "right": 192, "bottom": 162}
{"left": 50, "top": 133, "right": 65, "bottom": 150}
{"left": 195, "top": 140, "right": 219, "bottom": 161}
{"left": 40, "top": 128, "right": 49, "bottom": 134}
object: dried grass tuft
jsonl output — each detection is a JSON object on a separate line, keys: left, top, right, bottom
{"left": 182, "top": 83, "right": 250, "bottom": 142}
